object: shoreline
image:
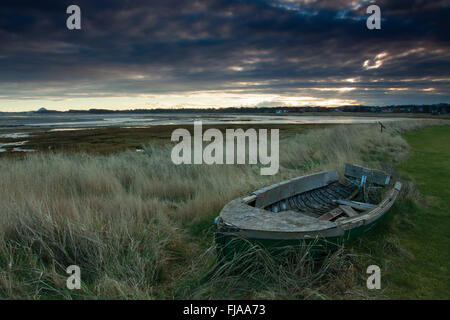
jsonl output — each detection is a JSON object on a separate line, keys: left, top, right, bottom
{"left": 0, "top": 116, "right": 447, "bottom": 156}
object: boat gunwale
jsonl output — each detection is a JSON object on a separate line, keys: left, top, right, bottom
{"left": 218, "top": 173, "right": 402, "bottom": 238}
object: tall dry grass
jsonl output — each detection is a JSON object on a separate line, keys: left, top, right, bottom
{"left": 0, "top": 120, "right": 444, "bottom": 299}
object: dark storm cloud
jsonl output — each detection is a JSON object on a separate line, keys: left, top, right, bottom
{"left": 0, "top": 0, "right": 449, "bottom": 107}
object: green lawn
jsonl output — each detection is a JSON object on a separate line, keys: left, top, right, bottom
{"left": 360, "top": 125, "right": 450, "bottom": 299}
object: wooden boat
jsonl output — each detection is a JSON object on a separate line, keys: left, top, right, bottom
{"left": 215, "top": 164, "right": 402, "bottom": 256}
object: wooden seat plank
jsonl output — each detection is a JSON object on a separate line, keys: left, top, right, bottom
{"left": 318, "top": 208, "right": 344, "bottom": 221}
{"left": 339, "top": 205, "right": 358, "bottom": 217}
{"left": 334, "top": 199, "right": 376, "bottom": 211}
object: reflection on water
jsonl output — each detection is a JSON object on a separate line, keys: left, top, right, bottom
{"left": 0, "top": 140, "right": 35, "bottom": 153}
{"left": 0, "top": 132, "right": 32, "bottom": 138}
{"left": 0, "top": 141, "right": 28, "bottom": 147}
{"left": 11, "top": 147, "right": 36, "bottom": 152}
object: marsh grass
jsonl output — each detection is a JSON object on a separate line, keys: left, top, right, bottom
{"left": 0, "top": 119, "right": 445, "bottom": 299}
{"left": 172, "top": 237, "right": 371, "bottom": 299}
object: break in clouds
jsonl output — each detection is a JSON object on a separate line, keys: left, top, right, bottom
{"left": 0, "top": 0, "right": 449, "bottom": 111}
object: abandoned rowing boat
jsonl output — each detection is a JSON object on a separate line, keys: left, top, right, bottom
{"left": 215, "top": 164, "right": 402, "bottom": 256}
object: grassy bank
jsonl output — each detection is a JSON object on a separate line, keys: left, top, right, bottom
{"left": 354, "top": 125, "right": 449, "bottom": 299}
{"left": 0, "top": 120, "right": 447, "bottom": 299}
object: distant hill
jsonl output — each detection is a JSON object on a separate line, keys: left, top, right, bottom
{"left": 35, "top": 107, "right": 60, "bottom": 114}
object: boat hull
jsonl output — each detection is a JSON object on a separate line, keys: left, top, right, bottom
{"left": 214, "top": 166, "right": 402, "bottom": 259}
{"left": 215, "top": 211, "right": 388, "bottom": 258}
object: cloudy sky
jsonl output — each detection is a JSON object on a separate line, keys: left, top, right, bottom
{"left": 0, "top": 0, "right": 449, "bottom": 111}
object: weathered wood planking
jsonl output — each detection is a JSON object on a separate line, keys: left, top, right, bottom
{"left": 219, "top": 181, "right": 401, "bottom": 234}
{"left": 254, "top": 170, "right": 339, "bottom": 208}
{"left": 318, "top": 208, "right": 344, "bottom": 221}
{"left": 220, "top": 198, "right": 337, "bottom": 232}
{"left": 217, "top": 167, "right": 402, "bottom": 240}
{"left": 335, "top": 199, "right": 376, "bottom": 211}
{"left": 339, "top": 205, "right": 358, "bottom": 217}
{"left": 344, "top": 163, "right": 391, "bottom": 186}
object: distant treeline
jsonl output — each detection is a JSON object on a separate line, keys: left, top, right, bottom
{"left": 14, "top": 103, "right": 450, "bottom": 115}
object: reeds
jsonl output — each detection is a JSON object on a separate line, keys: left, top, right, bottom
{"left": 0, "top": 119, "right": 443, "bottom": 299}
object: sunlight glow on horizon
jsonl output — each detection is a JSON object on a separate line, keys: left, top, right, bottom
{"left": 0, "top": 92, "right": 360, "bottom": 112}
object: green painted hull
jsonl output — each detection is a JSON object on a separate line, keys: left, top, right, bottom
{"left": 215, "top": 212, "right": 385, "bottom": 259}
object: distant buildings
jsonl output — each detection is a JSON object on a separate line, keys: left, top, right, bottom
{"left": 336, "top": 104, "right": 449, "bottom": 115}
